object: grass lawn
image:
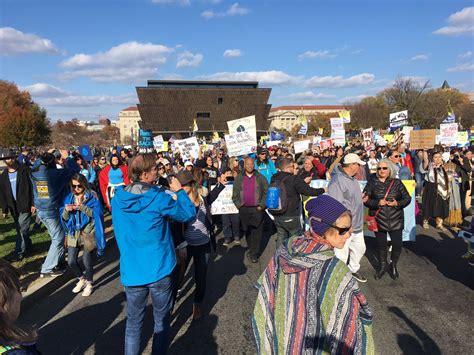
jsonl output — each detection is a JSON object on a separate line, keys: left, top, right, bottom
{"left": 0, "top": 215, "right": 51, "bottom": 280}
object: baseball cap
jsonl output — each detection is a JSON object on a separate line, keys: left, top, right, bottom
{"left": 0, "top": 149, "right": 17, "bottom": 160}
{"left": 342, "top": 153, "right": 366, "bottom": 165}
{"left": 184, "top": 161, "right": 193, "bottom": 167}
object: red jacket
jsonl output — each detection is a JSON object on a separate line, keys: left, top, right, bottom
{"left": 401, "top": 153, "right": 414, "bottom": 176}
{"left": 312, "top": 159, "right": 328, "bottom": 179}
{"left": 99, "top": 165, "right": 130, "bottom": 210}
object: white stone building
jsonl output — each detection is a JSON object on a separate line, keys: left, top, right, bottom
{"left": 118, "top": 106, "right": 141, "bottom": 144}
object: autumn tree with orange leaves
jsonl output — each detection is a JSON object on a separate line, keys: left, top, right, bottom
{"left": 0, "top": 80, "right": 51, "bottom": 147}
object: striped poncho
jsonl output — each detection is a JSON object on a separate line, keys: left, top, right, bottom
{"left": 253, "top": 233, "right": 375, "bottom": 354}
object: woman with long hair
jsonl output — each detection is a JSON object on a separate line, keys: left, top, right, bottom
{"left": 444, "top": 151, "right": 463, "bottom": 232}
{"left": 363, "top": 159, "right": 411, "bottom": 279}
{"left": 74, "top": 154, "right": 96, "bottom": 186}
{"left": 421, "top": 150, "right": 450, "bottom": 231}
{"left": 0, "top": 259, "right": 40, "bottom": 354}
{"left": 61, "top": 174, "right": 105, "bottom": 297}
{"left": 228, "top": 157, "right": 241, "bottom": 177}
{"left": 98, "top": 154, "right": 130, "bottom": 211}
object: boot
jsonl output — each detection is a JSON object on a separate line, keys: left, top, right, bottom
{"left": 389, "top": 250, "right": 401, "bottom": 280}
{"left": 374, "top": 245, "right": 388, "bottom": 280}
{"left": 192, "top": 304, "right": 203, "bottom": 321}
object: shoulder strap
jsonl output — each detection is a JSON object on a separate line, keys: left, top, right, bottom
{"left": 383, "top": 179, "right": 396, "bottom": 199}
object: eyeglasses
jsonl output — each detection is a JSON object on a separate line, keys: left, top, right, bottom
{"left": 309, "top": 216, "right": 352, "bottom": 236}
{"left": 72, "top": 184, "right": 84, "bottom": 189}
{"left": 392, "top": 155, "right": 400, "bottom": 158}
{"left": 158, "top": 167, "right": 165, "bottom": 170}
{"left": 377, "top": 167, "right": 388, "bottom": 170}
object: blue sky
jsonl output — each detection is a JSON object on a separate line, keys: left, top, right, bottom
{"left": 1, "top": 0, "right": 473, "bottom": 121}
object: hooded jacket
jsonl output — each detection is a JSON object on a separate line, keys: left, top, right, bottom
{"left": 111, "top": 182, "right": 196, "bottom": 287}
{"left": 328, "top": 165, "right": 364, "bottom": 232}
{"left": 0, "top": 164, "right": 33, "bottom": 216}
{"left": 253, "top": 234, "right": 374, "bottom": 354}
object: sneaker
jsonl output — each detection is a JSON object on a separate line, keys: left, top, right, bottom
{"left": 72, "top": 278, "right": 86, "bottom": 293}
{"left": 352, "top": 272, "right": 367, "bottom": 283}
{"left": 423, "top": 220, "right": 430, "bottom": 229}
{"left": 40, "top": 270, "right": 64, "bottom": 278}
{"left": 82, "top": 282, "right": 93, "bottom": 297}
{"left": 234, "top": 239, "right": 241, "bottom": 246}
{"left": 222, "top": 240, "right": 231, "bottom": 247}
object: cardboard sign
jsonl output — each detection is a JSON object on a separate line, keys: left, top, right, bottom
{"left": 362, "top": 127, "right": 374, "bottom": 151}
{"left": 294, "top": 139, "right": 311, "bottom": 154}
{"left": 409, "top": 129, "right": 436, "bottom": 150}
{"left": 330, "top": 117, "right": 344, "bottom": 130}
{"left": 389, "top": 110, "right": 408, "bottom": 128}
{"left": 439, "top": 123, "right": 458, "bottom": 147}
{"left": 175, "top": 137, "right": 200, "bottom": 159}
{"left": 210, "top": 184, "right": 239, "bottom": 215}
{"left": 225, "top": 131, "right": 256, "bottom": 157}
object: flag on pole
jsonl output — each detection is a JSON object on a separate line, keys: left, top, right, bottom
{"left": 298, "top": 114, "right": 308, "bottom": 135}
{"left": 442, "top": 105, "right": 456, "bottom": 124}
{"left": 193, "top": 119, "right": 199, "bottom": 132}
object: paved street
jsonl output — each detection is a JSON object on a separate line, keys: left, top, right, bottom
{"left": 20, "top": 223, "right": 474, "bottom": 354}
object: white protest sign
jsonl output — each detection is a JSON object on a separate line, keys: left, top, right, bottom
{"left": 362, "top": 127, "right": 375, "bottom": 151}
{"left": 401, "top": 126, "right": 413, "bottom": 144}
{"left": 175, "top": 137, "right": 200, "bottom": 159}
{"left": 227, "top": 115, "right": 257, "bottom": 144}
{"left": 225, "top": 131, "right": 256, "bottom": 156}
{"left": 389, "top": 110, "right": 408, "bottom": 128}
{"left": 153, "top": 135, "right": 165, "bottom": 151}
{"left": 313, "top": 135, "right": 322, "bottom": 145}
{"left": 331, "top": 129, "right": 346, "bottom": 147}
{"left": 210, "top": 185, "right": 238, "bottom": 215}
{"left": 294, "top": 139, "right": 311, "bottom": 154}
{"left": 439, "top": 123, "right": 458, "bottom": 147}
{"left": 266, "top": 140, "right": 281, "bottom": 147}
{"left": 330, "top": 117, "right": 344, "bottom": 130}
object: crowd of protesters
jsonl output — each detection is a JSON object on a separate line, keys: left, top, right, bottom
{"left": 0, "top": 135, "right": 473, "bottom": 354}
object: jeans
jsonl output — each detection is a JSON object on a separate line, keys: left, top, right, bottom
{"left": 334, "top": 230, "right": 366, "bottom": 273}
{"left": 68, "top": 245, "right": 93, "bottom": 281}
{"left": 186, "top": 242, "right": 211, "bottom": 305}
{"left": 239, "top": 207, "right": 263, "bottom": 259}
{"left": 273, "top": 215, "right": 302, "bottom": 248}
{"left": 38, "top": 210, "right": 65, "bottom": 273}
{"left": 415, "top": 172, "right": 424, "bottom": 196}
{"left": 222, "top": 213, "right": 240, "bottom": 241}
{"left": 13, "top": 212, "right": 32, "bottom": 257}
{"left": 124, "top": 275, "right": 173, "bottom": 355}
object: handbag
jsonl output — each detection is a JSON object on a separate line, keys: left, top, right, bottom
{"left": 365, "top": 179, "right": 396, "bottom": 232}
{"left": 80, "top": 230, "right": 97, "bottom": 252}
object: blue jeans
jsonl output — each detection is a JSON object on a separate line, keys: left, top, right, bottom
{"left": 38, "top": 210, "right": 65, "bottom": 273}
{"left": 124, "top": 275, "right": 173, "bottom": 355}
{"left": 68, "top": 245, "right": 93, "bottom": 281}
{"left": 222, "top": 213, "right": 240, "bottom": 241}
{"left": 415, "top": 172, "right": 424, "bottom": 196}
{"left": 13, "top": 212, "right": 32, "bottom": 257}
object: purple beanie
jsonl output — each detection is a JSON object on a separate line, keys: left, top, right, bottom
{"left": 306, "top": 195, "right": 348, "bottom": 236}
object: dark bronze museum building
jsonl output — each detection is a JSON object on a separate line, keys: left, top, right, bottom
{"left": 136, "top": 80, "right": 272, "bottom": 138}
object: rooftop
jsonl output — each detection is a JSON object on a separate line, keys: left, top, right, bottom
{"left": 144, "top": 80, "right": 259, "bottom": 89}
{"left": 121, "top": 106, "right": 138, "bottom": 111}
{"left": 270, "top": 105, "right": 350, "bottom": 111}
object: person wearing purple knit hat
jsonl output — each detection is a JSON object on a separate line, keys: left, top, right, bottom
{"left": 253, "top": 194, "right": 375, "bottom": 354}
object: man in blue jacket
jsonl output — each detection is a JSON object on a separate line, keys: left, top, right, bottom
{"left": 30, "top": 149, "right": 80, "bottom": 277}
{"left": 112, "top": 154, "right": 196, "bottom": 355}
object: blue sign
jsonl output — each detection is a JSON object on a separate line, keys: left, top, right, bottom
{"left": 78, "top": 145, "right": 93, "bottom": 162}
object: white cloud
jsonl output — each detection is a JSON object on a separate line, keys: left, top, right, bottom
{"left": 338, "top": 95, "right": 368, "bottom": 103}
{"left": 41, "top": 93, "right": 137, "bottom": 107}
{"left": 151, "top": 0, "right": 191, "bottom": 6}
{"left": 21, "top": 83, "right": 69, "bottom": 97}
{"left": 176, "top": 51, "right": 203, "bottom": 68}
{"left": 433, "top": 6, "right": 474, "bottom": 36}
{"left": 279, "top": 91, "right": 335, "bottom": 100}
{"left": 447, "top": 62, "right": 474, "bottom": 72}
{"left": 223, "top": 49, "right": 242, "bottom": 57}
{"left": 410, "top": 54, "right": 429, "bottom": 61}
{"left": 199, "top": 70, "right": 302, "bottom": 85}
{"left": 458, "top": 51, "right": 472, "bottom": 59}
{"left": 0, "top": 27, "right": 60, "bottom": 55}
{"left": 305, "top": 73, "right": 375, "bottom": 88}
{"left": 298, "top": 50, "right": 337, "bottom": 60}
{"left": 59, "top": 41, "right": 173, "bottom": 82}
{"left": 201, "top": 2, "right": 249, "bottom": 19}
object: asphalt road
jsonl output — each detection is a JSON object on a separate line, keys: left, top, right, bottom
{"left": 20, "top": 222, "right": 474, "bottom": 354}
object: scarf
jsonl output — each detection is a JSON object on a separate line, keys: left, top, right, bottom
{"left": 427, "top": 164, "right": 449, "bottom": 200}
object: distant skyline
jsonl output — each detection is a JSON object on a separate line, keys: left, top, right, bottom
{"left": 1, "top": 0, "right": 473, "bottom": 121}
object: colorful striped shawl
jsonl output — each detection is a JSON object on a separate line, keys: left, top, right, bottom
{"left": 253, "top": 234, "right": 375, "bottom": 354}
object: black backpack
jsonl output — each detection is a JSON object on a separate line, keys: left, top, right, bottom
{"left": 267, "top": 175, "right": 290, "bottom": 215}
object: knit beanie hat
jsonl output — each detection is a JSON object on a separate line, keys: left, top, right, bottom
{"left": 306, "top": 195, "right": 348, "bottom": 236}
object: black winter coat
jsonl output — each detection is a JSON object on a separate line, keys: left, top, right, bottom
{"left": 270, "top": 171, "right": 325, "bottom": 217}
{"left": 363, "top": 175, "right": 411, "bottom": 231}
{"left": 0, "top": 165, "right": 33, "bottom": 216}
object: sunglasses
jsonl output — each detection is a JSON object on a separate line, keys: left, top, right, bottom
{"left": 377, "top": 167, "right": 388, "bottom": 170}
{"left": 392, "top": 155, "right": 400, "bottom": 158}
{"left": 72, "top": 184, "right": 84, "bottom": 189}
{"left": 310, "top": 216, "right": 352, "bottom": 236}
{"left": 158, "top": 167, "right": 165, "bottom": 170}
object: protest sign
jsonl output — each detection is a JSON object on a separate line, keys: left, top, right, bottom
{"left": 266, "top": 140, "right": 281, "bottom": 147}
{"left": 330, "top": 117, "right": 344, "bottom": 130}
{"left": 362, "top": 127, "right": 374, "bottom": 151}
{"left": 153, "top": 135, "right": 165, "bottom": 151}
{"left": 439, "top": 123, "right": 458, "bottom": 147}
{"left": 227, "top": 115, "right": 257, "bottom": 151}
{"left": 78, "top": 145, "right": 93, "bottom": 162}
{"left": 339, "top": 110, "right": 351, "bottom": 124}
{"left": 401, "top": 126, "right": 413, "bottom": 144}
{"left": 389, "top": 110, "right": 408, "bottom": 128}
{"left": 175, "top": 137, "right": 200, "bottom": 159}
{"left": 383, "top": 134, "right": 394, "bottom": 143}
{"left": 331, "top": 129, "right": 345, "bottom": 147}
{"left": 225, "top": 131, "right": 256, "bottom": 156}
{"left": 210, "top": 185, "right": 238, "bottom": 215}
{"left": 458, "top": 131, "right": 469, "bottom": 147}
{"left": 319, "top": 139, "right": 334, "bottom": 150}
{"left": 313, "top": 135, "right": 321, "bottom": 145}
{"left": 138, "top": 129, "right": 153, "bottom": 149}
{"left": 294, "top": 139, "right": 311, "bottom": 154}
{"left": 409, "top": 129, "right": 436, "bottom": 150}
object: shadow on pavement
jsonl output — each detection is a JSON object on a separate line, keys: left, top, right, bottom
{"left": 389, "top": 306, "right": 442, "bottom": 355}
{"left": 405, "top": 233, "right": 474, "bottom": 289}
